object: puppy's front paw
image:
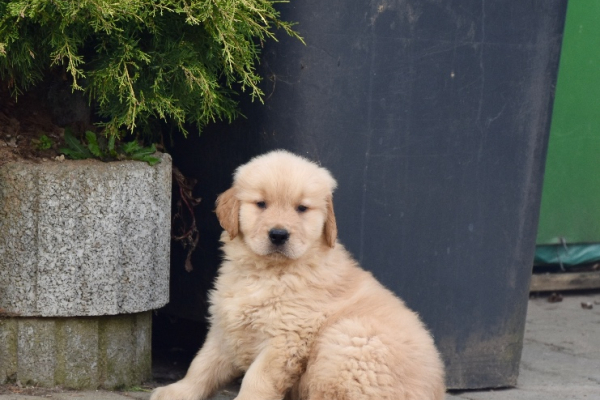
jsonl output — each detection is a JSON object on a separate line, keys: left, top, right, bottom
{"left": 150, "top": 382, "right": 199, "bottom": 400}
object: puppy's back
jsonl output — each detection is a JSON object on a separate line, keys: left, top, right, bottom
{"left": 299, "top": 246, "right": 446, "bottom": 400}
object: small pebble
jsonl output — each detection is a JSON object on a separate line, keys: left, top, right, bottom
{"left": 581, "top": 302, "right": 593, "bottom": 310}
{"left": 548, "top": 292, "right": 563, "bottom": 303}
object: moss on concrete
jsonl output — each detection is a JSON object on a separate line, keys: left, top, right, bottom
{"left": 0, "top": 312, "right": 152, "bottom": 389}
{"left": 0, "top": 318, "right": 18, "bottom": 384}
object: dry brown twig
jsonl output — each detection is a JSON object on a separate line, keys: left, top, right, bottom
{"left": 172, "top": 167, "right": 201, "bottom": 272}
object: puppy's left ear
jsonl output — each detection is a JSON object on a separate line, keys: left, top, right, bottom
{"left": 324, "top": 195, "right": 337, "bottom": 248}
{"left": 215, "top": 187, "right": 240, "bottom": 240}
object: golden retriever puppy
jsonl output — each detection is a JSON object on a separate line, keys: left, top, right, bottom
{"left": 151, "top": 150, "right": 445, "bottom": 400}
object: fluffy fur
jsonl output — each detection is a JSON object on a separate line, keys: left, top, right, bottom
{"left": 151, "top": 150, "right": 445, "bottom": 400}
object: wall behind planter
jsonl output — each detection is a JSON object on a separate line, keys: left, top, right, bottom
{"left": 162, "top": 0, "right": 567, "bottom": 390}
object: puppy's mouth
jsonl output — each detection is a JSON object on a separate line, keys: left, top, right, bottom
{"left": 268, "top": 245, "right": 292, "bottom": 258}
{"left": 267, "top": 242, "right": 294, "bottom": 259}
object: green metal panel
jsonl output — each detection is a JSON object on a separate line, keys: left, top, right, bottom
{"left": 537, "top": 0, "right": 600, "bottom": 245}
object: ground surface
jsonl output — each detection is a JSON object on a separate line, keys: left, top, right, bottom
{"left": 448, "top": 291, "right": 600, "bottom": 400}
{"left": 0, "top": 86, "right": 68, "bottom": 166}
{"left": 1, "top": 292, "right": 599, "bottom": 400}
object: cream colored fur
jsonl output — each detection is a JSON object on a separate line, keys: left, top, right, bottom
{"left": 150, "top": 150, "right": 445, "bottom": 400}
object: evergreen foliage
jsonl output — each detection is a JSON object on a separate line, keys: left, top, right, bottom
{"left": 0, "top": 0, "right": 300, "bottom": 137}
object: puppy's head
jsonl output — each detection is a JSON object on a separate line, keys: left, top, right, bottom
{"left": 216, "top": 150, "right": 337, "bottom": 260}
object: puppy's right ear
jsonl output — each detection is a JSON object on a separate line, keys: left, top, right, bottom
{"left": 215, "top": 187, "right": 240, "bottom": 240}
{"left": 324, "top": 195, "right": 338, "bottom": 248}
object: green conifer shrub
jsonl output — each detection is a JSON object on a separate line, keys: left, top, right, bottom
{"left": 0, "top": 0, "right": 300, "bottom": 137}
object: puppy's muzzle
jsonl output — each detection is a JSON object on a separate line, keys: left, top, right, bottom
{"left": 269, "top": 228, "right": 289, "bottom": 246}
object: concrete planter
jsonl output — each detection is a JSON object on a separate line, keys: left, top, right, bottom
{"left": 0, "top": 153, "right": 172, "bottom": 388}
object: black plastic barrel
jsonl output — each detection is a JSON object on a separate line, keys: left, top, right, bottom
{"left": 164, "top": 0, "right": 567, "bottom": 389}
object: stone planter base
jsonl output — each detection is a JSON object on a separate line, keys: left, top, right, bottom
{"left": 0, "top": 312, "right": 151, "bottom": 389}
{"left": 0, "top": 155, "right": 171, "bottom": 389}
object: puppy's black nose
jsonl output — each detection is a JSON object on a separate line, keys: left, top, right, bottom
{"left": 269, "top": 228, "right": 289, "bottom": 245}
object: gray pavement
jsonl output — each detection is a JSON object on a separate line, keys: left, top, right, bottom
{"left": 1, "top": 292, "right": 599, "bottom": 400}
{"left": 448, "top": 292, "right": 600, "bottom": 400}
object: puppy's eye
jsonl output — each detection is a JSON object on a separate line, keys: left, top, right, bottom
{"left": 256, "top": 201, "right": 267, "bottom": 209}
{"left": 296, "top": 205, "right": 308, "bottom": 213}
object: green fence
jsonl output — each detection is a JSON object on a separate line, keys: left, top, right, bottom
{"left": 536, "top": 0, "right": 600, "bottom": 265}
